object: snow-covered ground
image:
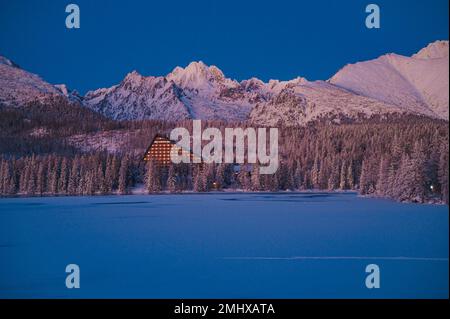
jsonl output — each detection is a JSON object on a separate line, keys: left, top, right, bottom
{"left": 0, "top": 192, "right": 448, "bottom": 298}
{"left": 67, "top": 129, "right": 143, "bottom": 154}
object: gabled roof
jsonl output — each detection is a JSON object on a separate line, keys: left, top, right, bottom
{"left": 142, "top": 134, "right": 202, "bottom": 162}
{"left": 142, "top": 134, "right": 174, "bottom": 161}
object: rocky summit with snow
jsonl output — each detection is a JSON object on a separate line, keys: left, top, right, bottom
{"left": 83, "top": 61, "right": 256, "bottom": 121}
{"left": 0, "top": 56, "right": 80, "bottom": 107}
{"left": 1, "top": 40, "right": 448, "bottom": 125}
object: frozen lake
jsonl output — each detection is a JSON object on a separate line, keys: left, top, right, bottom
{"left": 0, "top": 192, "right": 448, "bottom": 298}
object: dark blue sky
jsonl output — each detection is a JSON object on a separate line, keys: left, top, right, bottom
{"left": 0, "top": 0, "right": 448, "bottom": 94}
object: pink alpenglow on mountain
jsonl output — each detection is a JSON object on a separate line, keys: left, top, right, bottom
{"left": 330, "top": 40, "right": 449, "bottom": 120}
{"left": 1, "top": 41, "right": 448, "bottom": 125}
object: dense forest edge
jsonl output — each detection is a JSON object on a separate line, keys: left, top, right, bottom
{"left": 0, "top": 99, "right": 448, "bottom": 204}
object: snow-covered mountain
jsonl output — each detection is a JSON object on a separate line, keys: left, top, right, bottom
{"left": 84, "top": 61, "right": 256, "bottom": 121}
{"left": 0, "top": 56, "right": 64, "bottom": 106}
{"left": 54, "top": 84, "right": 83, "bottom": 104}
{"left": 0, "top": 56, "right": 81, "bottom": 107}
{"left": 84, "top": 41, "right": 449, "bottom": 124}
{"left": 83, "top": 61, "right": 407, "bottom": 124}
{"left": 413, "top": 40, "right": 449, "bottom": 59}
{"left": 249, "top": 80, "right": 407, "bottom": 126}
{"left": 329, "top": 40, "right": 449, "bottom": 120}
{"left": 1, "top": 40, "right": 448, "bottom": 125}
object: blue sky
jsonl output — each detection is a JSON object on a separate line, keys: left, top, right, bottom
{"left": 0, "top": 0, "right": 448, "bottom": 94}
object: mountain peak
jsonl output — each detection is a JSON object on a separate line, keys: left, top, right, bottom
{"left": 412, "top": 40, "right": 449, "bottom": 59}
{"left": 124, "top": 70, "right": 143, "bottom": 81}
{"left": 0, "top": 56, "right": 20, "bottom": 68}
{"left": 167, "top": 61, "right": 229, "bottom": 90}
{"left": 186, "top": 60, "right": 208, "bottom": 71}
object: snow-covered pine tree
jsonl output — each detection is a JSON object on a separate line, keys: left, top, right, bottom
{"left": 118, "top": 155, "right": 129, "bottom": 195}
{"left": 215, "top": 163, "right": 225, "bottom": 189}
{"left": 0, "top": 159, "right": 6, "bottom": 195}
{"left": 438, "top": 141, "right": 449, "bottom": 204}
{"left": 26, "top": 155, "right": 37, "bottom": 195}
{"left": 58, "top": 157, "right": 69, "bottom": 195}
{"left": 294, "top": 162, "right": 303, "bottom": 190}
{"left": 145, "top": 159, "right": 161, "bottom": 193}
{"left": 408, "top": 141, "right": 428, "bottom": 202}
{"left": 0, "top": 159, "right": 10, "bottom": 195}
{"left": 96, "top": 160, "right": 106, "bottom": 194}
{"left": 327, "top": 158, "right": 340, "bottom": 190}
{"left": 67, "top": 156, "right": 80, "bottom": 195}
{"left": 339, "top": 160, "right": 347, "bottom": 190}
{"left": 19, "top": 157, "right": 28, "bottom": 194}
{"left": 346, "top": 160, "right": 354, "bottom": 190}
{"left": 167, "top": 165, "right": 177, "bottom": 193}
{"left": 394, "top": 154, "right": 414, "bottom": 201}
{"left": 85, "top": 169, "right": 95, "bottom": 195}
{"left": 202, "top": 164, "right": 215, "bottom": 192}
{"left": 36, "top": 160, "right": 46, "bottom": 196}
{"left": 359, "top": 159, "right": 370, "bottom": 195}
{"left": 8, "top": 159, "right": 17, "bottom": 195}
{"left": 376, "top": 156, "right": 389, "bottom": 195}
{"left": 237, "top": 164, "right": 251, "bottom": 191}
{"left": 48, "top": 156, "right": 60, "bottom": 195}
{"left": 311, "top": 154, "right": 320, "bottom": 189}
{"left": 110, "top": 155, "right": 120, "bottom": 191}
{"left": 251, "top": 163, "right": 261, "bottom": 191}
{"left": 193, "top": 165, "right": 204, "bottom": 192}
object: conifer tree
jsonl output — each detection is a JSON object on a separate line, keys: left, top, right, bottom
{"left": 215, "top": 163, "right": 225, "bottom": 189}
{"left": 118, "top": 155, "right": 129, "bottom": 195}
{"left": 339, "top": 161, "right": 347, "bottom": 190}
{"left": 359, "top": 159, "right": 369, "bottom": 194}
{"left": 167, "top": 165, "right": 177, "bottom": 193}
{"left": 294, "top": 163, "right": 303, "bottom": 190}
{"left": 36, "top": 160, "right": 46, "bottom": 196}
{"left": 251, "top": 163, "right": 261, "bottom": 191}
{"left": 26, "top": 156, "right": 37, "bottom": 195}
{"left": 193, "top": 166, "right": 204, "bottom": 192}
{"left": 58, "top": 157, "right": 69, "bottom": 194}
{"left": 346, "top": 160, "right": 354, "bottom": 190}
{"left": 311, "top": 155, "right": 320, "bottom": 189}
{"left": 237, "top": 165, "right": 250, "bottom": 190}
{"left": 145, "top": 160, "right": 161, "bottom": 193}
{"left": 376, "top": 157, "right": 389, "bottom": 195}
{"left": 68, "top": 156, "right": 80, "bottom": 195}
{"left": 438, "top": 142, "right": 449, "bottom": 204}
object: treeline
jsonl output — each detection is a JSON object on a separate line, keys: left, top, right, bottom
{"left": 278, "top": 119, "right": 449, "bottom": 203}
{"left": 0, "top": 98, "right": 123, "bottom": 155}
{"left": 0, "top": 153, "right": 139, "bottom": 196}
{"left": 0, "top": 116, "right": 448, "bottom": 204}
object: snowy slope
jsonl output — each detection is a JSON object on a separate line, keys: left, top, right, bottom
{"left": 413, "top": 40, "right": 449, "bottom": 59}
{"left": 54, "top": 84, "right": 83, "bottom": 104}
{"left": 249, "top": 80, "right": 406, "bottom": 126}
{"left": 329, "top": 40, "right": 449, "bottom": 120}
{"left": 84, "top": 71, "right": 191, "bottom": 121}
{"left": 0, "top": 56, "right": 65, "bottom": 106}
